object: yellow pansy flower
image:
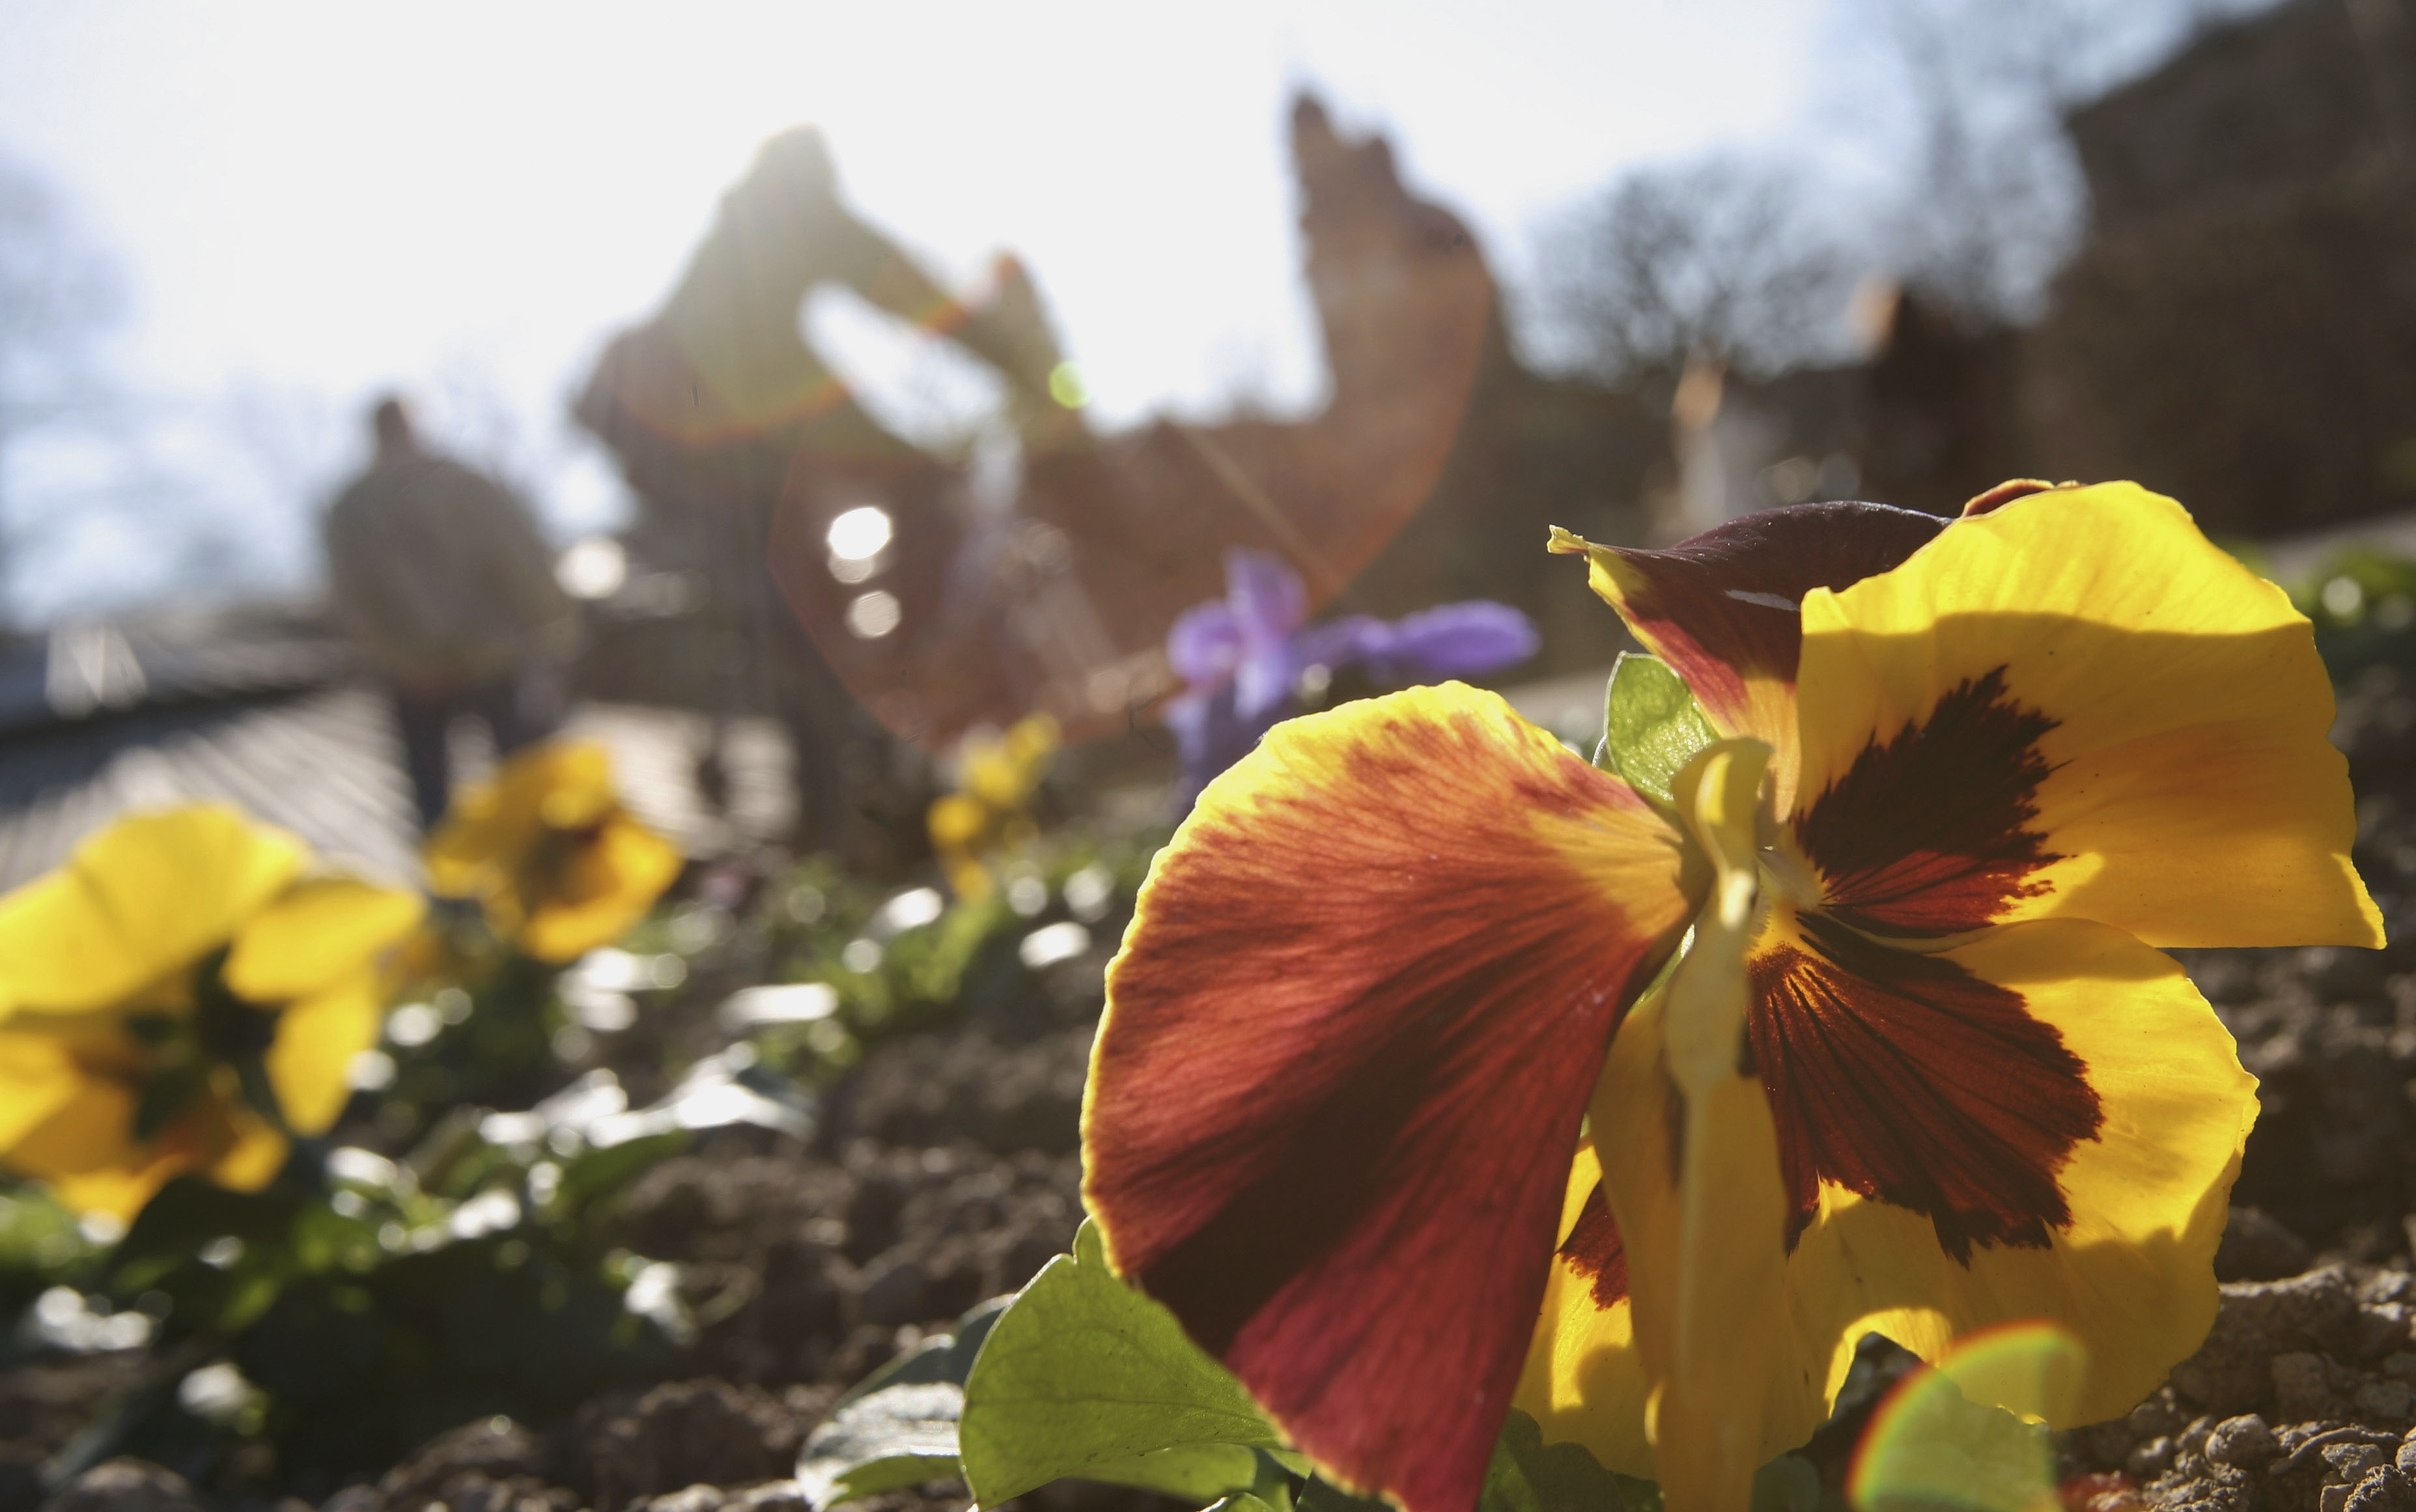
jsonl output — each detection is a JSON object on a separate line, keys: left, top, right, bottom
{"left": 1078, "top": 483, "right": 2381, "bottom": 1512}
{"left": 928, "top": 714, "right": 1060, "bottom": 901}
{"left": 425, "top": 740, "right": 681, "bottom": 964}
{"left": 0, "top": 805, "right": 423, "bottom": 1219}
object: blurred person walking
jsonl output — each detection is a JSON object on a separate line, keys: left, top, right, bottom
{"left": 324, "top": 396, "right": 574, "bottom": 830}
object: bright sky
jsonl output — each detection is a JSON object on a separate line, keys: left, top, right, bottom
{"left": 0, "top": 0, "right": 2230, "bottom": 619}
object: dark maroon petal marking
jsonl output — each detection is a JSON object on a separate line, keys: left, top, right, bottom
{"left": 1086, "top": 691, "right": 1688, "bottom": 1512}
{"left": 1747, "top": 912, "right": 2103, "bottom": 1261}
{"left": 1557, "top": 1181, "right": 1630, "bottom": 1309}
{"left": 1795, "top": 667, "right": 2064, "bottom": 937}
{"left": 1596, "top": 502, "right": 1946, "bottom": 720}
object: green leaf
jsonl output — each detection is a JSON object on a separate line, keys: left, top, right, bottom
{"left": 1849, "top": 1371, "right": 2054, "bottom": 1512}
{"left": 1610, "top": 1476, "right": 1662, "bottom": 1512}
{"left": 1749, "top": 1455, "right": 1819, "bottom": 1512}
{"left": 834, "top": 1293, "right": 1015, "bottom": 1408}
{"left": 1080, "top": 1444, "right": 1271, "bottom": 1502}
{"left": 959, "top": 1220, "right": 1289, "bottom": 1507}
{"left": 1483, "top": 1408, "right": 1628, "bottom": 1512}
{"left": 554, "top": 1130, "right": 690, "bottom": 1214}
{"left": 794, "top": 1381, "right": 965, "bottom": 1511}
{"left": 1474, "top": 1411, "right": 1810, "bottom": 1512}
{"left": 1299, "top": 1477, "right": 1388, "bottom": 1512}
{"left": 1596, "top": 652, "right": 1717, "bottom": 804}
{"left": 235, "top": 1054, "right": 293, "bottom": 1137}
{"left": 1205, "top": 1494, "right": 1283, "bottom": 1512}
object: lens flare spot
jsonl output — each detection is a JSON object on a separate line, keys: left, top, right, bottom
{"left": 1048, "top": 361, "right": 1089, "bottom": 408}
{"left": 827, "top": 504, "right": 893, "bottom": 562}
{"left": 556, "top": 536, "right": 628, "bottom": 600}
{"left": 1849, "top": 1323, "right": 2087, "bottom": 1512}
{"left": 847, "top": 589, "right": 903, "bottom": 639}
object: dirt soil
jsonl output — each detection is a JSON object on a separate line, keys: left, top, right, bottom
{"left": 27, "top": 665, "right": 2416, "bottom": 1512}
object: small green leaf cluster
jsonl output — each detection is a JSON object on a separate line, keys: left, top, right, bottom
{"left": 803, "top": 1220, "right": 1846, "bottom": 1512}
{"left": 799, "top": 1220, "right": 1310, "bottom": 1512}
{"left": 374, "top": 944, "right": 589, "bottom": 1135}
{"left": 21, "top": 1071, "right": 794, "bottom": 1496}
{"left": 738, "top": 836, "right": 1160, "bottom": 1083}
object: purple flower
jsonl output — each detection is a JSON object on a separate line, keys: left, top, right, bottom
{"left": 1162, "top": 549, "right": 1538, "bottom": 802}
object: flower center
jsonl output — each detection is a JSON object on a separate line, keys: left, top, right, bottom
{"left": 1756, "top": 834, "right": 1823, "bottom": 916}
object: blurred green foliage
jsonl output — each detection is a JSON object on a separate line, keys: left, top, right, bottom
{"left": 46, "top": 1109, "right": 699, "bottom": 1492}
{"left": 731, "top": 832, "right": 1162, "bottom": 1085}
{"left": 2290, "top": 544, "right": 2416, "bottom": 677}
{"left": 0, "top": 1186, "right": 98, "bottom": 1329}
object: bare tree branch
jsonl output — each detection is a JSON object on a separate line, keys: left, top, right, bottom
{"left": 0, "top": 152, "right": 125, "bottom": 625}
{"left": 1532, "top": 152, "right": 1859, "bottom": 389}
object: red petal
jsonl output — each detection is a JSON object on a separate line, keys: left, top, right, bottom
{"left": 1556, "top": 503, "right": 1945, "bottom": 742}
{"left": 1084, "top": 684, "right": 1690, "bottom": 1512}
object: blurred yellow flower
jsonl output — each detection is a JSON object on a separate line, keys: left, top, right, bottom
{"left": 386, "top": 914, "right": 483, "bottom": 996}
{"left": 0, "top": 805, "right": 423, "bottom": 1220}
{"left": 929, "top": 714, "right": 1059, "bottom": 899}
{"left": 425, "top": 740, "right": 681, "bottom": 963}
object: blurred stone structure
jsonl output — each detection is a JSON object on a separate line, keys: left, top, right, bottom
{"left": 1284, "top": 98, "right": 1666, "bottom": 664}
{"left": 1636, "top": 286, "right": 2029, "bottom": 537}
{"left": 1665, "top": 0, "right": 2416, "bottom": 539}
{"left": 2065, "top": 0, "right": 2413, "bottom": 231}
{"left": 2028, "top": 0, "right": 2416, "bottom": 534}
{"left": 572, "top": 4, "right": 2416, "bottom": 805}
{"left": 574, "top": 96, "right": 1679, "bottom": 777}
{"left": 1060, "top": 96, "right": 1668, "bottom": 675}
{"left": 574, "top": 127, "right": 1072, "bottom": 850}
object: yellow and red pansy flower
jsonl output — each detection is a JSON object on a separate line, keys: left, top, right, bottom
{"left": 0, "top": 805, "right": 423, "bottom": 1219}
{"left": 425, "top": 740, "right": 682, "bottom": 964}
{"left": 1079, "top": 482, "right": 2383, "bottom": 1512}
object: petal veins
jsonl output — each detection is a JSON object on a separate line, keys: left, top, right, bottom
{"left": 1749, "top": 910, "right": 2103, "bottom": 1261}
{"left": 1084, "top": 683, "right": 1689, "bottom": 1512}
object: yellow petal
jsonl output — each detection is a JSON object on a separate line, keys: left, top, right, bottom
{"left": 426, "top": 740, "right": 619, "bottom": 897}
{"left": 5, "top": 1075, "right": 142, "bottom": 1186}
{"left": 1795, "top": 482, "right": 2380, "bottom": 948}
{"left": 518, "top": 814, "right": 682, "bottom": 962}
{"left": 8, "top": 1060, "right": 293, "bottom": 1218}
{"left": 266, "top": 972, "right": 383, "bottom": 1134}
{"left": 204, "top": 1106, "right": 289, "bottom": 1193}
{"left": 47, "top": 1162, "right": 174, "bottom": 1223}
{"left": 0, "top": 1030, "right": 91, "bottom": 1155}
{"left": 425, "top": 740, "right": 681, "bottom": 960}
{"left": 928, "top": 792, "right": 991, "bottom": 850}
{"left": 1784, "top": 919, "right": 2251, "bottom": 1429}
{"left": 225, "top": 876, "right": 425, "bottom": 1003}
{"left": 1006, "top": 712, "right": 1061, "bottom": 764}
{"left": 1515, "top": 1140, "right": 1655, "bottom": 1477}
{"left": 0, "top": 805, "right": 305, "bottom": 1016}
